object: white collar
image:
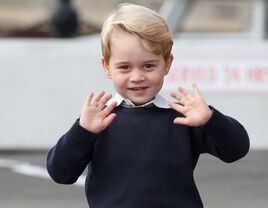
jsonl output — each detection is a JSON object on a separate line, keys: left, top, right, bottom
{"left": 107, "top": 93, "right": 170, "bottom": 109}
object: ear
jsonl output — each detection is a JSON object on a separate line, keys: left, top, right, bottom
{"left": 164, "top": 53, "right": 174, "bottom": 75}
{"left": 102, "top": 57, "right": 112, "bottom": 79}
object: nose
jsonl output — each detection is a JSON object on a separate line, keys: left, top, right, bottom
{"left": 130, "top": 69, "right": 145, "bottom": 82}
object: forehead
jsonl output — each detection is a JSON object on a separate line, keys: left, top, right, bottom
{"left": 109, "top": 32, "right": 162, "bottom": 60}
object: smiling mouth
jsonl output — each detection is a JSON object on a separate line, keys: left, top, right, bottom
{"left": 128, "top": 87, "right": 148, "bottom": 91}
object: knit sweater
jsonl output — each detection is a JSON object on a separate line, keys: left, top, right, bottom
{"left": 46, "top": 106, "right": 250, "bottom": 208}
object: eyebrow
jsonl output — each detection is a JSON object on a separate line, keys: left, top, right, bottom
{"left": 114, "top": 61, "right": 129, "bottom": 65}
{"left": 143, "top": 60, "right": 160, "bottom": 63}
{"left": 114, "top": 60, "right": 160, "bottom": 65}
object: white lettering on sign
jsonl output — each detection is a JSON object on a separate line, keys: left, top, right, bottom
{"left": 164, "top": 60, "right": 268, "bottom": 92}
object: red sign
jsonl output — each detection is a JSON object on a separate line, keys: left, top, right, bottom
{"left": 164, "top": 59, "right": 268, "bottom": 92}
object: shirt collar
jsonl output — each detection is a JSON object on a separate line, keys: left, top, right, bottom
{"left": 107, "top": 93, "right": 170, "bottom": 109}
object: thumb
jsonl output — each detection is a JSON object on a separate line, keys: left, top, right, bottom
{"left": 103, "top": 113, "right": 116, "bottom": 127}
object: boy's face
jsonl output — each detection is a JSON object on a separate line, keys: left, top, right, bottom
{"left": 102, "top": 33, "right": 173, "bottom": 105}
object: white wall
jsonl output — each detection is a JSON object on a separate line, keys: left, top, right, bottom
{"left": 0, "top": 35, "right": 267, "bottom": 149}
{"left": 0, "top": 35, "right": 113, "bottom": 149}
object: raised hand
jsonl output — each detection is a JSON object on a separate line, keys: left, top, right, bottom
{"left": 79, "top": 91, "right": 117, "bottom": 133}
{"left": 169, "top": 84, "right": 213, "bottom": 127}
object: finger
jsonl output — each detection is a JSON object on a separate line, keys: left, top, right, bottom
{"left": 192, "top": 83, "right": 201, "bottom": 97}
{"left": 85, "top": 92, "right": 94, "bottom": 106}
{"left": 92, "top": 90, "right": 105, "bottom": 106}
{"left": 170, "top": 91, "right": 187, "bottom": 105}
{"left": 174, "top": 117, "right": 189, "bottom": 125}
{"left": 103, "top": 113, "right": 117, "bottom": 127}
{"left": 102, "top": 101, "right": 117, "bottom": 116}
{"left": 98, "top": 94, "right": 113, "bottom": 110}
{"left": 178, "top": 86, "right": 192, "bottom": 98}
{"left": 168, "top": 102, "right": 187, "bottom": 115}
{"left": 170, "top": 91, "right": 180, "bottom": 100}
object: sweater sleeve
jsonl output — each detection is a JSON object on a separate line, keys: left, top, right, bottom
{"left": 191, "top": 106, "right": 250, "bottom": 163}
{"left": 46, "top": 119, "right": 97, "bottom": 184}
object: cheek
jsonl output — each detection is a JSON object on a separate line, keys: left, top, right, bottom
{"left": 149, "top": 73, "right": 165, "bottom": 85}
{"left": 112, "top": 74, "right": 128, "bottom": 89}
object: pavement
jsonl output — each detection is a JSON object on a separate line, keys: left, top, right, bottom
{"left": 0, "top": 150, "right": 267, "bottom": 208}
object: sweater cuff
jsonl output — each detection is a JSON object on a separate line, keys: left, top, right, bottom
{"left": 65, "top": 119, "right": 98, "bottom": 146}
{"left": 202, "top": 105, "right": 223, "bottom": 130}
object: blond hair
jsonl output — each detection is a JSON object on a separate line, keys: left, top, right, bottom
{"left": 101, "top": 3, "right": 173, "bottom": 63}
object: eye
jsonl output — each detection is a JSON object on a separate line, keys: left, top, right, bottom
{"left": 119, "top": 65, "right": 130, "bottom": 70}
{"left": 144, "top": 64, "right": 155, "bottom": 70}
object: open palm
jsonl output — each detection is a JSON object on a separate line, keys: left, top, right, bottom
{"left": 79, "top": 91, "right": 117, "bottom": 133}
{"left": 169, "top": 84, "right": 213, "bottom": 127}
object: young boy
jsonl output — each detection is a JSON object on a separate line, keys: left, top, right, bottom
{"left": 47, "top": 3, "right": 250, "bottom": 208}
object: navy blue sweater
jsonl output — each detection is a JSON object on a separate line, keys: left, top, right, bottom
{"left": 47, "top": 106, "right": 249, "bottom": 208}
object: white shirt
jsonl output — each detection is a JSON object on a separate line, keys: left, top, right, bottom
{"left": 107, "top": 93, "right": 170, "bottom": 109}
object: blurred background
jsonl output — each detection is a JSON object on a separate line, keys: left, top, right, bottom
{"left": 0, "top": 0, "right": 267, "bottom": 207}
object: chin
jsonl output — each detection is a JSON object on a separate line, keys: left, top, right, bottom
{"left": 132, "top": 99, "right": 151, "bottom": 106}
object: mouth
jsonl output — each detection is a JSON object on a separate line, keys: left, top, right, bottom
{"left": 128, "top": 87, "right": 149, "bottom": 91}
